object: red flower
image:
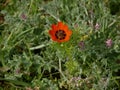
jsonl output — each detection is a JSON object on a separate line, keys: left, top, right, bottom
{"left": 49, "top": 22, "right": 72, "bottom": 43}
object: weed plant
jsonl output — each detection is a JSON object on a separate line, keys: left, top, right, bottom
{"left": 0, "top": 0, "right": 120, "bottom": 90}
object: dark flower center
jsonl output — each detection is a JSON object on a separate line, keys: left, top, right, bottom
{"left": 55, "top": 30, "right": 66, "bottom": 40}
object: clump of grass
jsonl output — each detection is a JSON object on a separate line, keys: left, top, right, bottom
{"left": 0, "top": 0, "right": 120, "bottom": 89}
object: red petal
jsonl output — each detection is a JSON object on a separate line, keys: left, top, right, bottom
{"left": 63, "top": 25, "right": 68, "bottom": 30}
{"left": 49, "top": 30, "right": 53, "bottom": 35}
{"left": 58, "top": 22, "right": 64, "bottom": 29}
{"left": 51, "top": 24, "right": 57, "bottom": 30}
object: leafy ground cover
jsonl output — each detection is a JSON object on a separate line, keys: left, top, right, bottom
{"left": 0, "top": 0, "right": 120, "bottom": 90}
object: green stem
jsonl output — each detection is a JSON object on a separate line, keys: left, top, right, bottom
{"left": 29, "top": 42, "right": 51, "bottom": 50}
{"left": 45, "top": 10, "right": 60, "bottom": 22}
{"left": 28, "top": 0, "right": 34, "bottom": 14}
{"left": 59, "top": 58, "right": 67, "bottom": 81}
